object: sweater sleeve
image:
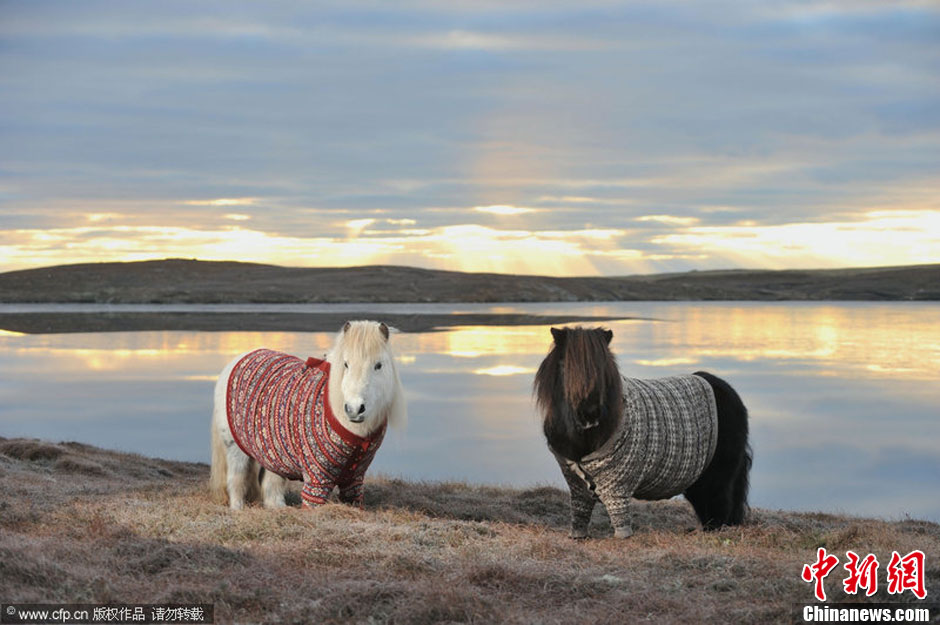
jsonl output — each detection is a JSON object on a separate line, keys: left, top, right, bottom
{"left": 301, "top": 470, "right": 334, "bottom": 507}
{"left": 338, "top": 476, "right": 365, "bottom": 508}
{"left": 554, "top": 455, "right": 597, "bottom": 537}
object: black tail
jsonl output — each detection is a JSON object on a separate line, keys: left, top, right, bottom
{"left": 684, "top": 371, "right": 752, "bottom": 530}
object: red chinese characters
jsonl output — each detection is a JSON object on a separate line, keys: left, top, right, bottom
{"left": 802, "top": 547, "right": 840, "bottom": 602}
{"left": 887, "top": 550, "right": 926, "bottom": 600}
{"left": 843, "top": 551, "right": 879, "bottom": 597}
{"left": 802, "top": 548, "right": 927, "bottom": 602}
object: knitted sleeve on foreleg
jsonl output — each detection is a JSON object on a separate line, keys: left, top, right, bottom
{"left": 578, "top": 397, "right": 644, "bottom": 536}
{"left": 593, "top": 443, "right": 642, "bottom": 534}
{"left": 302, "top": 477, "right": 333, "bottom": 507}
{"left": 338, "top": 477, "right": 365, "bottom": 508}
{"left": 555, "top": 455, "right": 596, "bottom": 533}
{"left": 597, "top": 483, "right": 634, "bottom": 535}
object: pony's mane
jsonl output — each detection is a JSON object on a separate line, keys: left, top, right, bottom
{"left": 328, "top": 320, "right": 407, "bottom": 430}
{"left": 331, "top": 319, "right": 390, "bottom": 363}
{"left": 535, "top": 328, "right": 622, "bottom": 414}
{"left": 534, "top": 327, "right": 623, "bottom": 460}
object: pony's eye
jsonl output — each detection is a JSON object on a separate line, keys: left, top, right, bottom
{"left": 374, "top": 362, "right": 382, "bottom": 370}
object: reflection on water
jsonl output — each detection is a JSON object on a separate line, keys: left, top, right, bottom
{"left": 1, "top": 302, "right": 938, "bottom": 522}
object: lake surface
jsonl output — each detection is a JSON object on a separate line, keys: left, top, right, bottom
{"left": 1, "top": 302, "right": 938, "bottom": 522}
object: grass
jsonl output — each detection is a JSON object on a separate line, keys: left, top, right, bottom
{"left": 1, "top": 436, "right": 938, "bottom": 624}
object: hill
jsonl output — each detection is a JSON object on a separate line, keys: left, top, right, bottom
{"left": 1, "top": 259, "right": 938, "bottom": 303}
{"left": 1, "top": 437, "right": 937, "bottom": 623}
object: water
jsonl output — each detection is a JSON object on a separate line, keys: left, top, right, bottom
{"left": 1, "top": 302, "right": 938, "bottom": 522}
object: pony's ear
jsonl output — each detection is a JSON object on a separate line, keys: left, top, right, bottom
{"left": 379, "top": 322, "right": 389, "bottom": 341}
{"left": 550, "top": 327, "right": 566, "bottom": 346}
{"left": 603, "top": 329, "right": 613, "bottom": 345}
{"left": 343, "top": 321, "right": 351, "bottom": 334}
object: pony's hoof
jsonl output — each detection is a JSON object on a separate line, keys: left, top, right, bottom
{"left": 569, "top": 529, "right": 589, "bottom": 540}
{"left": 613, "top": 527, "right": 634, "bottom": 539}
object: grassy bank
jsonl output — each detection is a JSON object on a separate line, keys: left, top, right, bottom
{"left": 1, "top": 437, "right": 937, "bottom": 624}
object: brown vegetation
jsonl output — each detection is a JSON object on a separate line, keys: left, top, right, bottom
{"left": 1, "top": 259, "right": 938, "bottom": 304}
{"left": 1, "top": 437, "right": 937, "bottom": 624}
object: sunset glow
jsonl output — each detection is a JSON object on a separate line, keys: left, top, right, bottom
{"left": 183, "top": 198, "right": 257, "bottom": 207}
{"left": 473, "top": 365, "right": 536, "bottom": 377}
{"left": 473, "top": 205, "right": 538, "bottom": 216}
{"left": 650, "top": 209, "right": 940, "bottom": 269}
{"left": 1, "top": 207, "right": 935, "bottom": 275}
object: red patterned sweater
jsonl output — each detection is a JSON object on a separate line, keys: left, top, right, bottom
{"left": 226, "top": 349, "right": 386, "bottom": 507}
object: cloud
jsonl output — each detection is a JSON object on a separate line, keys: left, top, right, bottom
{"left": 473, "top": 205, "right": 538, "bottom": 216}
{"left": 4, "top": 206, "right": 934, "bottom": 275}
{"left": 404, "top": 29, "right": 613, "bottom": 52}
{"left": 636, "top": 215, "right": 700, "bottom": 226}
{"left": 1, "top": 1, "right": 938, "bottom": 273}
{"left": 183, "top": 198, "right": 257, "bottom": 207}
{"left": 345, "top": 218, "right": 377, "bottom": 234}
{"left": 0, "top": 221, "right": 635, "bottom": 275}
{"left": 650, "top": 209, "right": 940, "bottom": 269}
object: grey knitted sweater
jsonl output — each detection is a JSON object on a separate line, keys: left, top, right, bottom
{"left": 553, "top": 374, "right": 718, "bottom": 537}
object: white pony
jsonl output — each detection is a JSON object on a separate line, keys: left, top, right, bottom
{"left": 209, "top": 320, "right": 407, "bottom": 509}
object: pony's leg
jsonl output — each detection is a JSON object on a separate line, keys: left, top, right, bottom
{"left": 215, "top": 396, "right": 259, "bottom": 509}
{"left": 338, "top": 479, "right": 365, "bottom": 508}
{"left": 261, "top": 469, "right": 289, "bottom": 508}
{"left": 598, "top": 490, "right": 635, "bottom": 538}
{"left": 556, "top": 459, "right": 597, "bottom": 538}
{"left": 224, "top": 444, "right": 255, "bottom": 510}
{"left": 684, "top": 486, "right": 712, "bottom": 528}
{"left": 300, "top": 479, "right": 332, "bottom": 508}
{"left": 685, "top": 474, "right": 733, "bottom": 530}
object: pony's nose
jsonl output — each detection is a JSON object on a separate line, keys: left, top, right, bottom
{"left": 344, "top": 402, "right": 366, "bottom": 418}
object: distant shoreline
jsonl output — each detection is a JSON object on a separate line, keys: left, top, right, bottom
{"left": 0, "top": 311, "right": 648, "bottom": 334}
{"left": 1, "top": 259, "right": 936, "bottom": 334}
{"left": 1, "top": 259, "right": 938, "bottom": 304}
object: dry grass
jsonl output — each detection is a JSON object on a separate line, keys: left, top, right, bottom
{"left": 1, "top": 436, "right": 938, "bottom": 624}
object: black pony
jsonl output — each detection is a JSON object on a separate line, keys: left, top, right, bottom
{"left": 535, "top": 327, "right": 751, "bottom": 537}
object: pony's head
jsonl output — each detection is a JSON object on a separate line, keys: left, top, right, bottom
{"left": 327, "top": 320, "right": 407, "bottom": 437}
{"left": 534, "top": 326, "right": 623, "bottom": 461}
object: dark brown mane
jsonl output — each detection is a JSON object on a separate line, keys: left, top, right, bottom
{"left": 534, "top": 327, "right": 623, "bottom": 461}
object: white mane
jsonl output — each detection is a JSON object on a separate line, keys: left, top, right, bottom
{"left": 326, "top": 320, "right": 407, "bottom": 437}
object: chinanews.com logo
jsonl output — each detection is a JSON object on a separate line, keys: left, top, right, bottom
{"left": 800, "top": 548, "right": 934, "bottom": 623}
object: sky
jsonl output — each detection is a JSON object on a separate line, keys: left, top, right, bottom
{"left": 1, "top": 0, "right": 938, "bottom": 276}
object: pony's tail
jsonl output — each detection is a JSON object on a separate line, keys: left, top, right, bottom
{"left": 209, "top": 419, "right": 229, "bottom": 505}
{"left": 686, "top": 371, "right": 752, "bottom": 529}
{"left": 730, "top": 441, "right": 753, "bottom": 525}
